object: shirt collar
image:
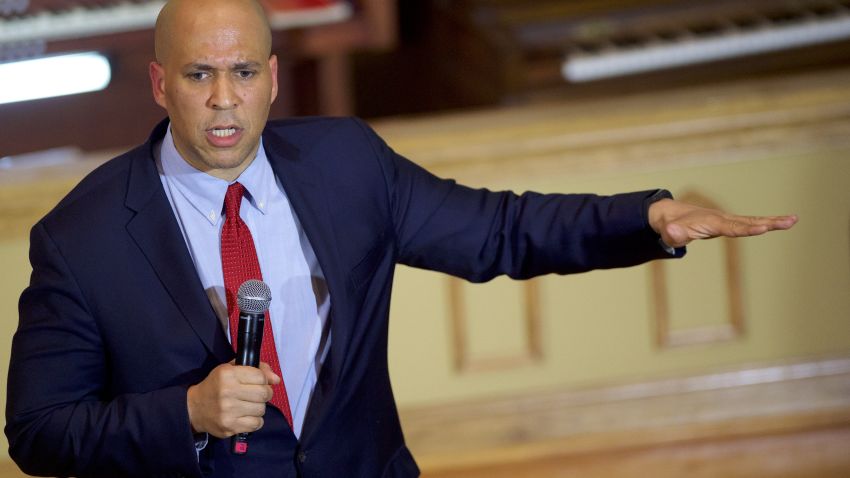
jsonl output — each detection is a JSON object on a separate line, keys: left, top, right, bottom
{"left": 160, "top": 123, "right": 274, "bottom": 225}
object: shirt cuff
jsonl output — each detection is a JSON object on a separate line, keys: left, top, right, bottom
{"left": 194, "top": 433, "right": 209, "bottom": 460}
{"left": 643, "top": 189, "right": 677, "bottom": 256}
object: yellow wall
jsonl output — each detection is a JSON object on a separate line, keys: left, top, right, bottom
{"left": 0, "top": 240, "right": 29, "bottom": 462}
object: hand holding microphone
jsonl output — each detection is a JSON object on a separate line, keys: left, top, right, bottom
{"left": 231, "top": 279, "right": 272, "bottom": 454}
{"left": 185, "top": 280, "right": 278, "bottom": 448}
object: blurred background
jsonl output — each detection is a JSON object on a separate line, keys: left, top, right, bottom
{"left": 1, "top": 0, "right": 850, "bottom": 476}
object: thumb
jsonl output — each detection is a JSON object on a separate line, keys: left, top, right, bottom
{"left": 664, "top": 223, "right": 690, "bottom": 248}
{"left": 259, "top": 361, "right": 281, "bottom": 385}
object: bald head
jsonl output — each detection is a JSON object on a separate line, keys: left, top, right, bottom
{"left": 154, "top": 0, "right": 272, "bottom": 64}
{"left": 148, "top": 0, "right": 279, "bottom": 181}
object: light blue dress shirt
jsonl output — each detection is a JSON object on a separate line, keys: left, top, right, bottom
{"left": 155, "top": 125, "right": 331, "bottom": 439}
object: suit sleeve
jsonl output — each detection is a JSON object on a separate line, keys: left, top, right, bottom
{"left": 5, "top": 222, "right": 201, "bottom": 478}
{"left": 353, "top": 118, "right": 683, "bottom": 282}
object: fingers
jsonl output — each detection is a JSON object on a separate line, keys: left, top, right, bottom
{"left": 649, "top": 198, "right": 798, "bottom": 243}
{"left": 230, "top": 383, "right": 274, "bottom": 404}
{"left": 216, "top": 409, "right": 266, "bottom": 436}
{"left": 228, "top": 367, "right": 275, "bottom": 404}
{"left": 741, "top": 213, "right": 797, "bottom": 228}
{"left": 727, "top": 218, "right": 763, "bottom": 237}
{"left": 228, "top": 360, "right": 278, "bottom": 386}
{"left": 187, "top": 363, "right": 275, "bottom": 438}
{"left": 728, "top": 214, "right": 798, "bottom": 237}
{"left": 233, "top": 400, "right": 268, "bottom": 420}
{"left": 234, "top": 416, "right": 264, "bottom": 433}
{"left": 232, "top": 365, "right": 270, "bottom": 385}
{"left": 661, "top": 211, "right": 797, "bottom": 248}
{"left": 755, "top": 214, "right": 798, "bottom": 230}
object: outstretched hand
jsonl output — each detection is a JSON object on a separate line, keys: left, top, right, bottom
{"left": 648, "top": 198, "right": 798, "bottom": 249}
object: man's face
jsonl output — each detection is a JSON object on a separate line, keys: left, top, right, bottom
{"left": 149, "top": 5, "right": 278, "bottom": 180}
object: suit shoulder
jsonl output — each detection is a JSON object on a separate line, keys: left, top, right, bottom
{"left": 264, "top": 116, "right": 378, "bottom": 151}
{"left": 39, "top": 144, "right": 143, "bottom": 229}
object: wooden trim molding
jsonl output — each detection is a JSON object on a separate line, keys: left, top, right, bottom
{"left": 399, "top": 355, "right": 850, "bottom": 473}
{"left": 651, "top": 191, "right": 745, "bottom": 348}
{"left": 447, "top": 278, "right": 543, "bottom": 373}
{"left": 421, "top": 426, "right": 850, "bottom": 478}
{"left": 374, "top": 67, "right": 850, "bottom": 185}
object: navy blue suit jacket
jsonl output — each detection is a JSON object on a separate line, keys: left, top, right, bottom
{"left": 6, "top": 117, "right": 679, "bottom": 477}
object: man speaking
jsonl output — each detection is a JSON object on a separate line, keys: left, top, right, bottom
{"left": 5, "top": 0, "right": 797, "bottom": 476}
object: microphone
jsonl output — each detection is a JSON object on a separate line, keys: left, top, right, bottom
{"left": 231, "top": 279, "right": 272, "bottom": 455}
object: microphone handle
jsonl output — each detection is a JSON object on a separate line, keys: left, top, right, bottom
{"left": 232, "top": 311, "right": 265, "bottom": 455}
{"left": 235, "top": 311, "right": 264, "bottom": 367}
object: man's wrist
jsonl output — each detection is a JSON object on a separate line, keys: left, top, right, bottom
{"left": 186, "top": 384, "right": 203, "bottom": 434}
{"left": 644, "top": 189, "right": 673, "bottom": 232}
{"left": 644, "top": 189, "right": 676, "bottom": 255}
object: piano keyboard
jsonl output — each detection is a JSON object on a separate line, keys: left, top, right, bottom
{"left": 262, "top": 0, "right": 352, "bottom": 31}
{"left": 1, "top": 1, "right": 166, "bottom": 44}
{"left": 0, "top": 0, "right": 352, "bottom": 45}
{"left": 562, "top": 0, "right": 850, "bottom": 82}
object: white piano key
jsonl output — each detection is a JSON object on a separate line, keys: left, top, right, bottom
{"left": 267, "top": 2, "right": 353, "bottom": 30}
{"left": 0, "top": 1, "right": 167, "bottom": 43}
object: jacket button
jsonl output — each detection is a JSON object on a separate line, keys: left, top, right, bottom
{"left": 298, "top": 451, "right": 307, "bottom": 463}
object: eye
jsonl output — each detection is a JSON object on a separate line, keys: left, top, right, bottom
{"left": 187, "top": 71, "right": 211, "bottom": 81}
{"left": 236, "top": 70, "right": 257, "bottom": 80}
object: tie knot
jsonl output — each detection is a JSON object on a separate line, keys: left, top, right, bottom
{"left": 224, "top": 182, "right": 246, "bottom": 219}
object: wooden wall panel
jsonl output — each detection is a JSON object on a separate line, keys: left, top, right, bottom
{"left": 448, "top": 278, "right": 542, "bottom": 373}
{"left": 651, "top": 191, "right": 745, "bottom": 348}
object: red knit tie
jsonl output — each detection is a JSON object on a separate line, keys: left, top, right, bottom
{"left": 221, "top": 182, "right": 293, "bottom": 429}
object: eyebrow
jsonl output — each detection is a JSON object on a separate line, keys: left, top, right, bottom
{"left": 233, "top": 62, "right": 262, "bottom": 70}
{"left": 186, "top": 62, "right": 262, "bottom": 71}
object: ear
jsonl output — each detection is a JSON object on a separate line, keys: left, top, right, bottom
{"left": 268, "top": 54, "right": 278, "bottom": 104}
{"left": 149, "top": 61, "right": 168, "bottom": 109}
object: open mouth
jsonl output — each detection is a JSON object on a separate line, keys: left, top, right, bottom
{"left": 205, "top": 126, "right": 244, "bottom": 147}
{"left": 210, "top": 127, "right": 238, "bottom": 138}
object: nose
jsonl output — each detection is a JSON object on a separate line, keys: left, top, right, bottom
{"left": 208, "top": 76, "right": 239, "bottom": 110}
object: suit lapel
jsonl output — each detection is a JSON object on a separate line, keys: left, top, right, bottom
{"left": 124, "top": 122, "right": 233, "bottom": 364}
{"left": 263, "top": 128, "right": 352, "bottom": 440}
{"left": 122, "top": 122, "right": 355, "bottom": 436}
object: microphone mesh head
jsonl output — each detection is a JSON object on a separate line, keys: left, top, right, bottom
{"left": 237, "top": 279, "right": 272, "bottom": 314}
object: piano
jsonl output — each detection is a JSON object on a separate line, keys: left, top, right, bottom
{"left": 0, "top": 0, "right": 352, "bottom": 44}
{"left": 418, "top": 0, "right": 850, "bottom": 107}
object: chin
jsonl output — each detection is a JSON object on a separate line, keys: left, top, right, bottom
{"left": 211, "top": 157, "right": 250, "bottom": 171}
